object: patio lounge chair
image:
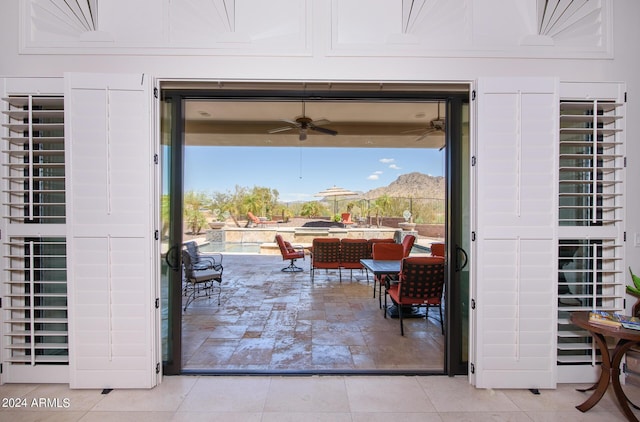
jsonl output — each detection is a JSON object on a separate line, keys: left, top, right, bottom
{"left": 247, "top": 211, "right": 279, "bottom": 228}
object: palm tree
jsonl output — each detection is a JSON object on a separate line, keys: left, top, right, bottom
{"left": 374, "top": 195, "right": 391, "bottom": 227}
{"left": 300, "top": 201, "right": 324, "bottom": 218}
{"left": 184, "top": 190, "right": 208, "bottom": 234}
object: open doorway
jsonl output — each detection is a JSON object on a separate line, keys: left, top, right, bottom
{"left": 160, "top": 82, "right": 470, "bottom": 375}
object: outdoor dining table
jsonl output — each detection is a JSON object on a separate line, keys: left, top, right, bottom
{"left": 359, "top": 259, "right": 401, "bottom": 277}
{"left": 359, "top": 258, "right": 423, "bottom": 318}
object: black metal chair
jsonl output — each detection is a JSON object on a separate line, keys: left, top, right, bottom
{"left": 183, "top": 240, "right": 223, "bottom": 270}
{"left": 182, "top": 250, "right": 223, "bottom": 310}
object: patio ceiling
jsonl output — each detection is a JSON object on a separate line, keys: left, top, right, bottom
{"left": 184, "top": 100, "right": 448, "bottom": 149}
{"left": 166, "top": 80, "right": 470, "bottom": 149}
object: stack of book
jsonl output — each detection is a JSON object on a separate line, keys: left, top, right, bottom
{"left": 588, "top": 310, "right": 640, "bottom": 330}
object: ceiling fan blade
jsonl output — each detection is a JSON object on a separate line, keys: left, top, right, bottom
{"left": 401, "top": 127, "right": 428, "bottom": 134}
{"left": 309, "top": 125, "right": 338, "bottom": 136}
{"left": 268, "top": 126, "right": 295, "bottom": 134}
{"left": 281, "top": 119, "right": 300, "bottom": 125}
{"left": 311, "top": 119, "right": 331, "bottom": 126}
{"left": 414, "top": 128, "right": 437, "bottom": 142}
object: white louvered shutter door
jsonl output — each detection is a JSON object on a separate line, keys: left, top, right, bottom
{"left": 473, "top": 77, "right": 558, "bottom": 389}
{"left": 65, "top": 73, "right": 157, "bottom": 389}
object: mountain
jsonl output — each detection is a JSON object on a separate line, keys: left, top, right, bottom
{"left": 362, "top": 172, "right": 445, "bottom": 199}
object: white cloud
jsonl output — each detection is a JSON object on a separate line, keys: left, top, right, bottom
{"left": 379, "top": 158, "right": 395, "bottom": 163}
{"left": 389, "top": 164, "right": 401, "bottom": 170}
{"left": 374, "top": 170, "right": 383, "bottom": 174}
{"left": 367, "top": 174, "right": 380, "bottom": 180}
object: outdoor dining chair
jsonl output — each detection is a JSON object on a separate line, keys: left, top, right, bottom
{"left": 371, "top": 242, "right": 404, "bottom": 308}
{"left": 310, "top": 237, "right": 342, "bottom": 282}
{"left": 401, "top": 234, "right": 416, "bottom": 257}
{"left": 385, "top": 256, "right": 445, "bottom": 336}
{"left": 183, "top": 240, "right": 223, "bottom": 271}
{"left": 339, "top": 238, "right": 369, "bottom": 282}
{"left": 182, "top": 250, "right": 223, "bottom": 310}
{"left": 430, "top": 242, "right": 445, "bottom": 257}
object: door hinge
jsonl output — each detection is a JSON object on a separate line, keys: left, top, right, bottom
{"left": 0, "top": 363, "right": 3, "bottom": 374}
{"left": 471, "top": 299, "right": 476, "bottom": 309}
{"left": 154, "top": 154, "right": 159, "bottom": 164}
{"left": 155, "top": 230, "right": 159, "bottom": 240}
{"left": 153, "top": 87, "right": 158, "bottom": 99}
{"left": 471, "top": 231, "right": 476, "bottom": 241}
{"left": 624, "top": 92, "right": 627, "bottom": 102}
{"left": 472, "top": 90, "right": 476, "bottom": 101}
{"left": 471, "top": 156, "right": 476, "bottom": 166}
{"left": 470, "top": 362, "right": 475, "bottom": 374}
{"left": 155, "top": 298, "right": 160, "bottom": 309}
{"left": 156, "top": 363, "right": 160, "bottom": 374}
{"left": 624, "top": 157, "right": 627, "bottom": 168}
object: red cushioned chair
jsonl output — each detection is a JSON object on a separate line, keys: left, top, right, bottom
{"left": 430, "top": 242, "right": 445, "bottom": 258}
{"left": 385, "top": 256, "right": 445, "bottom": 336}
{"left": 371, "top": 242, "right": 404, "bottom": 308}
{"left": 339, "top": 238, "right": 369, "bottom": 282}
{"left": 366, "top": 238, "right": 395, "bottom": 259}
{"left": 401, "top": 234, "right": 416, "bottom": 258}
{"left": 310, "top": 238, "right": 342, "bottom": 282}
{"left": 275, "top": 234, "right": 305, "bottom": 272}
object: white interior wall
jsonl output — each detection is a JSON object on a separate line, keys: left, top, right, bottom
{"left": 0, "top": 1, "right": 639, "bottom": 295}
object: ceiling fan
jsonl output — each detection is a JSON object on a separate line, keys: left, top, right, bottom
{"left": 268, "top": 102, "right": 338, "bottom": 141}
{"left": 403, "top": 101, "right": 445, "bottom": 142}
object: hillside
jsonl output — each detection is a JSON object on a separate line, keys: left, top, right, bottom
{"left": 362, "top": 172, "right": 445, "bottom": 200}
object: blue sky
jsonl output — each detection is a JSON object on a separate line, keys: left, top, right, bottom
{"left": 184, "top": 146, "right": 444, "bottom": 202}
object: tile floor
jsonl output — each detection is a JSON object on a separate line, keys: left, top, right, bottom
{"left": 182, "top": 253, "right": 444, "bottom": 372}
{"left": 5, "top": 250, "right": 640, "bottom": 420}
{"left": 1, "top": 375, "right": 639, "bottom": 421}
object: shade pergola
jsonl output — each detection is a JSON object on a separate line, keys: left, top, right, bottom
{"left": 315, "top": 185, "right": 358, "bottom": 214}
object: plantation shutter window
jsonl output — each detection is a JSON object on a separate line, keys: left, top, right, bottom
{"left": 2, "top": 96, "right": 66, "bottom": 223}
{"left": 2, "top": 84, "right": 69, "bottom": 383}
{"left": 556, "top": 83, "right": 626, "bottom": 383}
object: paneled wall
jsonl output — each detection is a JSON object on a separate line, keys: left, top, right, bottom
{"left": 19, "top": 0, "right": 610, "bottom": 58}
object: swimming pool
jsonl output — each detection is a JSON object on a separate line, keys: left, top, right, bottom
{"left": 198, "top": 242, "right": 262, "bottom": 254}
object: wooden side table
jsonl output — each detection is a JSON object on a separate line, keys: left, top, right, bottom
{"left": 571, "top": 311, "right": 640, "bottom": 422}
